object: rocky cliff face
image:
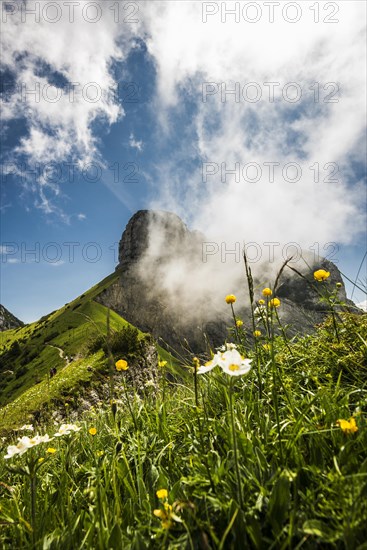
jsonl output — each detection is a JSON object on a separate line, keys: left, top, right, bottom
{"left": 97, "top": 210, "right": 218, "bottom": 351}
{"left": 0, "top": 305, "right": 23, "bottom": 332}
{"left": 96, "top": 210, "right": 359, "bottom": 353}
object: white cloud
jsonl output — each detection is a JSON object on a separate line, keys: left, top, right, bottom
{"left": 140, "top": 1, "right": 366, "bottom": 252}
{"left": 2, "top": 0, "right": 366, "bottom": 253}
{"left": 2, "top": 0, "right": 137, "bottom": 213}
{"left": 77, "top": 213, "right": 87, "bottom": 221}
{"left": 129, "top": 133, "right": 143, "bottom": 152}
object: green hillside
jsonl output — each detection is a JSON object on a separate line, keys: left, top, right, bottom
{"left": 0, "top": 272, "right": 180, "bottom": 431}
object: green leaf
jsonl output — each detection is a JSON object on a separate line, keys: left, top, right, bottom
{"left": 108, "top": 523, "right": 123, "bottom": 548}
{"left": 303, "top": 519, "right": 337, "bottom": 542}
{"left": 267, "top": 475, "right": 290, "bottom": 535}
{"left": 245, "top": 515, "right": 263, "bottom": 550}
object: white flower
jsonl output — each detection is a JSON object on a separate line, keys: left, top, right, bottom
{"left": 225, "top": 343, "right": 237, "bottom": 351}
{"left": 54, "top": 424, "right": 81, "bottom": 437}
{"left": 4, "top": 445, "right": 21, "bottom": 459}
{"left": 4, "top": 433, "right": 52, "bottom": 459}
{"left": 34, "top": 434, "right": 52, "bottom": 444}
{"left": 19, "top": 424, "right": 34, "bottom": 431}
{"left": 16, "top": 436, "right": 36, "bottom": 454}
{"left": 218, "top": 343, "right": 237, "bottom": 352}
{"left": 197, "top": 349, "right": 252, "bottom": 377}
{"left": 254, "top": 305, "right": 267, "bottom": 318}
{"left": 220, "top": 349, "right": 252, "bottom": 377}
{"left": 197, "top": 352, "right": 224, "bottom": 374}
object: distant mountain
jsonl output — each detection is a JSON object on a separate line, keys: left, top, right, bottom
{"left": 0, "top": 304, "right": 23, "bottom": 331}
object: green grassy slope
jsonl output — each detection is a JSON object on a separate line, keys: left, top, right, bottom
{"left": 0, "top": 271, "right": 179, "bottom": 426}
{"left": 0, "top": 273, "right": 122, "bottom": 406}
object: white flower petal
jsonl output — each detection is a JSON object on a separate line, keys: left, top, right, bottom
{"left": 4, "top": 445, "right": 20, "bottom": 459}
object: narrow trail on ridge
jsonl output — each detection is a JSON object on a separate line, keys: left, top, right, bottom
{"left": 46, "top": 344, "right": 71, "bottom": 366}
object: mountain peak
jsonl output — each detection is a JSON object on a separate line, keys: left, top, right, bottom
{"left": 96, "top": 209, "right": 361, "bottom": 352}
{"left": 117, "top": 209, "right": 196, "bottom": 272}
{"left": 0, "top": 305, "right": 24, "bottom": 332}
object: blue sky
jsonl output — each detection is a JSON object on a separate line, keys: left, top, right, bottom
{"left": 1, "top": 1, "right": 366, "bottom": 322}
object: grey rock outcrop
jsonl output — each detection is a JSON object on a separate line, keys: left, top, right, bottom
{"left": 96, "top": 210, "right": 360, "bottom": 354}
{"left": 97, "top": 210, "right": 216, "bottom": 352}
{"left": 0, "top": 305, "right": 24, "bottom": 332}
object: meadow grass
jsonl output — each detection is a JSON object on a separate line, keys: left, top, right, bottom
{"left": 0, "top": 272, "right": 137, "bottom": 408}
{"left": 0, "top": 275, "right": 366, "bottom": 549}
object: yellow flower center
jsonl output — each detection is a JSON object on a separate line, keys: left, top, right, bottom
{"left": 229, "top": 364, "right": 240, "bottom": 371}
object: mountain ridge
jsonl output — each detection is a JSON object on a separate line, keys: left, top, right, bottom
{"left": 0, "top": 304, "right": 24, "bottom": 332}
{"left": 96, "top": 210, "right": 360, "bottom": 352}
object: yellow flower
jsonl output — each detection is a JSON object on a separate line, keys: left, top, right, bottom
{"left": 314, "top": 269, "right": 330, "bottom": 281}
{"left": 258, "top": 299, "right": 265, "bottom": 305}
{"left": 262, "top": 288, "right": 272, "bottom": 296}
{"left": 115, "top": 359, "right": 128, "bottom": 371}
{"left": 269, "top": 298, "right": 281, "bottom": 308}
{"left": 263, "top": 344, "right": 271, "bottom": 351}
{"left": 225, "top": 294, "right": 236, "bottom": 304}
{"left": 46, "top": 448, "right": 57, "bottom": 454}
{"left": 89, "top": 427, "right": 97, "bottom": 436}
{"left": 153, "top": 509, "right": 172, "bottom": 530}
{"left": 253, "top": 330, "right": 261, "bottom": 337}
{"left": 158, "top": 360, "right": 167, "bottom": 368}
{"left": 38, "top": 457, "right": 45, "bottom": 463}
{"left": 336, "top": 417, "right": 358, "bottom": 434}
{"left": 236, "top": 319, "right": 243, "bottom": 328}
{"left": 156, "top": 488, "right": 168, "bottom": 500}
{"left": 96, "top": 450, "right": 104, "bottom": 457}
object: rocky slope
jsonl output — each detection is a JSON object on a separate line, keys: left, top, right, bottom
{"left": 0, "top": 304, "right": 23, "bottom": 332}
{"left": 96, "top": 210, "right": 360, "bottom": 353}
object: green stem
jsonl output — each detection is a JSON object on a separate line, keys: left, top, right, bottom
{"left": 330, "top": 307, "right": 340, "bottom": 343}
{"left": 243, "top": 249, "right": 262, "bottom": 398}
{"left": 122, "top": 376, "right": 138, "bottom": 432}
{"left": 274, "top": 309, "right": 293, "bottom": 355}
{"left": 194, "top": 367, "right": 199, "bottom": 409}
{"left": 230, "top": 303, "right": 241, "bottom": 347}
{"left": 106, "top": 309, "right": 115, "bottom": 407}
{"left": 195, "top": 367, "right": 215, "bottom": 492}
{"left": 30, "top": 469, "right": 37, "bottom": 548}
{"left": 270, "top": 309, "right": 283, "bottom": 464}
{"left": 229, "top": 380, "right": 243, "bottom": 508}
